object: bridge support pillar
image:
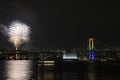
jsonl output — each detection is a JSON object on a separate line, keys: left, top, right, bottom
{"left": 88, "top": 38, "right": 95, "bottom": 60}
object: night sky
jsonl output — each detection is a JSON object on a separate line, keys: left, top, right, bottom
{"left": 0, "top": 0, "right": 120, "bottom": 49}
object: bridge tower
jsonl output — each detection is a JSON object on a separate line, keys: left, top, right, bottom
{"left": 88, "top": 38, "right": 95, "bottom": 60}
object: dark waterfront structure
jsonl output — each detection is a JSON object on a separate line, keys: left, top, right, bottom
{"left": 0, "top": 50, "right": 63, "bottom": 60}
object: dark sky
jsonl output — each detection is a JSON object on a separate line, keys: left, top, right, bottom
{"left": 0, "top": 0, "right": 120, "bottom": 49}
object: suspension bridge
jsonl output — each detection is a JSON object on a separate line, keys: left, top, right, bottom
{"left": 77, "top": 38, "right": 120, "bottom": 61}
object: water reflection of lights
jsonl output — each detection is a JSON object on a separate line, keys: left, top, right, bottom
{"left": 6, "top": 60, "right": 32, "bottom": 80}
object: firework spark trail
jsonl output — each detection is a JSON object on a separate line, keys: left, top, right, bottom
{"left": 8, "top": 21, "right": 31, "bottom": 50}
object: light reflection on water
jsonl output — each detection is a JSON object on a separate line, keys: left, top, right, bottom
{"left": 0, "top": 60, "right": 120, "bottom": 80}
{"left": 88, "top": 62, "right": 95, "bottom": 80}
{"left": 4, "top": 60, "right": 36, "bottom": 80}
{"left": 6, "top": 60, "right": 31, "bottom": 80}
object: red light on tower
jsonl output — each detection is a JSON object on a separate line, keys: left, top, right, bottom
{"left": 89, "top": 38, "right": 94, "bottom": 41}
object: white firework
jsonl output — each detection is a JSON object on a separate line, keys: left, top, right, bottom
{"left": 8, "top": 21, "right": 31, "bottom": 50}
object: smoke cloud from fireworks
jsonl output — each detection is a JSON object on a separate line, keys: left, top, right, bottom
{"left": 8, "top": 21, "right": 31, "bottom": 50}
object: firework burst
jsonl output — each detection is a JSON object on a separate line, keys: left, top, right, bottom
{"left": 8, "top": 21, "right": 31, "bottom": 50}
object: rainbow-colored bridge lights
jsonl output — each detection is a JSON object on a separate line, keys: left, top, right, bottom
{"left": 88, "top": 38, "right": 95, "bottom": 60}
